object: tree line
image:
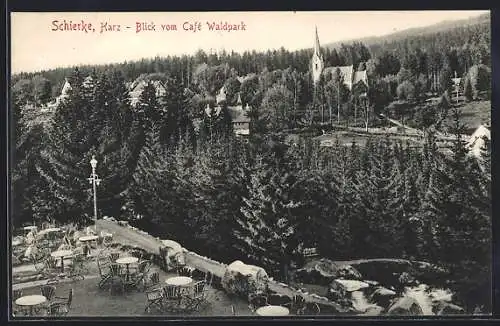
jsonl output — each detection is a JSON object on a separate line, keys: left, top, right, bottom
{"left": 11, "top": 67, "right": 491, "bottom": 313}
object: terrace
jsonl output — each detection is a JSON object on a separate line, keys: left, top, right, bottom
{"left": 10, "top": 220, "right": 347, "bottom": 318}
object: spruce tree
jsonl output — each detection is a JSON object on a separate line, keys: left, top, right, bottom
{"left": 35, "top": 69, "right": 140, "bottom": 224}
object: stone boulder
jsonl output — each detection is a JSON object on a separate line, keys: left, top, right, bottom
{"left": 221, "top": 261, "right": 269, "bottom": 298}
{"left": 434, "top": 302, "right": 465, "bottom": 315}
{"left": 296, "top": 258, "right": 363, "bottom": 285}
{"left": 387, "top": 296, "right": 424, "bottom": 315}
{"left": 370, "top": 287, "right": 397, "bottom": 309}
{"left": 326, "top": 279, "right": 348, "bottom": 301}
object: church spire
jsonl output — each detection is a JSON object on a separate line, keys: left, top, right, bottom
{"left": 314, "top": 25, "right": 321, "bottom": 56}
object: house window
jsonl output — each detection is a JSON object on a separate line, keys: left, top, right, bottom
{"left": 315, "top": 63, "right": 318, "bottom": 70}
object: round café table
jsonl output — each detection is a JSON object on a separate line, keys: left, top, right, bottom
{"left": 165, "top": 276, "right": 193, "bottom": 286}
{"left": 79, "top": 235, "right": 99, "bottom": 255}
{"left": 165, "top": 276, "right": 194, "bottom": 300}
{"left": 12, "top": 238, "right": 23, "bottom": 247}
{"left": 116, "top": 256, "right": 139, "bottom": 281}
{"left": 51, "top": 249, "right": 73, "bottom": 273}
{"left": 23, "top": 226, "right": 37, "bottom": 235}
{"left": 15, "top": 295, "right": 47, "bottom": 316}
{"left": 256, "top": 305, "right": 290, "bottom": 316}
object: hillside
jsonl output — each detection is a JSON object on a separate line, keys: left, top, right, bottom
{"left": 324, "top": 12, "right": 490, "bottom": 50}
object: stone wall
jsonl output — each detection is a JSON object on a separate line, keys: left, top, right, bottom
{"left": 99, "top": 219, "right": 350, "bottom": 313}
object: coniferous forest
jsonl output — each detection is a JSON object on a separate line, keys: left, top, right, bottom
{"left": 11, "top": 13, "right": 491, "bottom": 313}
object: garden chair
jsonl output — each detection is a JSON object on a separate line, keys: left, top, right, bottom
{"left": 97, "top": 256, "right": 111, "bottom": 289}
{"left": 177, "top": 266, "right": 194, "bottom": 277}
{"left": 248, "top": 293, "right": 269, "bottom": 312}
{"left": 47, "top": 288, "right": 73, "bottom": 317}
{"left": 285, "top": 295, "right": 306, "bottom": 315}
{"left": 144, "top": 287, "right": 164, "bottom": 313}
{"left": 144, "top": 271, "right": 161, "bottom": 291}
{"left": 185, "top": 280, "right": 208, "bottom": 311}
{"left": 108, "top": 264, "right": 125, "bottom": 295}
{"left": 13, "top": 289, "right": 23, "bottom": 301}
{"left": 100, "top": 231, "right": 113, "bottom": 247}
{"left": 268, "top": 294, "right": 292, "bottom": 307}
{"left": 12, "top": 289, "right": 24, "bottom": 317}
{"left": 34, "top": 256, "right": 60, "bottom": 284}
{"left": 130, "top": 260, "right": 151, "bottom": 290}
{"left": 191, "top": 269, "right": 206, "bottom": 281}
{"left": 40, "top": 285, "right": 57, "bottom": 302}
{"left": 68, "top": 253, "right": 88, "bottom": 281}
{"left": 301, "top": 302, "right": 321, "bottom": 315}
{"left": 108, "top": 252, "right": 120, "bottom": 263}
{"left": 162, "top": 284, "right": 182, "bottom": 311}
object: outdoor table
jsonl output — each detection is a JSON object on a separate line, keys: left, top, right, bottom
{"left": 256, "top": 305, "right": 290, "bottom": 316}
{"left": 15, "top": 295, "right": 47, "bottom": 316}
{"left": 42, "top": 227, "right": 61, "bottom": 233}
{"left": 12, "top": 238, "right": 23, "bottom": 247}
{"left": 79, "top": 235, "right": 99, "bottom": 254}
{"left": 23, "top": 226, "right": 37, "bottom": 235}
{"left": 165, "top": 276, "right": 193, "bottom": 286}
{"left": 51, "top": 249, "right": 73, "bottom": 273}
{"left": 165, "top": 276, "right": 194, "bottom": 297}
{"left": 116, "top": 256, "right": 139, "bottom": 281}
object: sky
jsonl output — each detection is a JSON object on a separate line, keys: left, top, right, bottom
{"left": 11, "top": 10, "right": 488, "bottom": 74}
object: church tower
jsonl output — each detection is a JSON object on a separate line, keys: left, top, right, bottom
{"left": 311, "top": 26, "right": 324, "bottom": 85}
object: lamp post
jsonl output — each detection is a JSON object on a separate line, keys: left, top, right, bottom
{"left": 88, "top": 156, "right": 101, "bottom": 234}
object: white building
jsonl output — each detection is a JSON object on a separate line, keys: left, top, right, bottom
{"left": 467, "top": 124, "right": 490, "bottom": 158}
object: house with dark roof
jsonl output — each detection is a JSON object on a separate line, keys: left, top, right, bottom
{"left": 129, "top": 79, "right": 167, "bottom": 106}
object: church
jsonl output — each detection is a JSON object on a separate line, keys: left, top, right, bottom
{"left": 310, "top": 27, "right": 368, "bottom": 92}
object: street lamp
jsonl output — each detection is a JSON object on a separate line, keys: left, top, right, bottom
{"left": 88, "top": 155, "right": 101, "bottom": 234}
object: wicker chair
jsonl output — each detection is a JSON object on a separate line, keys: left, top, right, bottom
{"left": 285, "top": 295, "right": 306, "bottom": 315}
{"left": 301, "top": 302, "right": 321, "bottom": 315}
{"left": 177, "top": 266, "right": 194, "bottom": 277}
{"left": 185, "top": 280, "right": 208, "bottom": 311}
{"left": 96, "top": 256, "right": 111, "bottom": 289}
{"left": 109, "top": 252, "right": 120, "bottom": 263}
{"left": 108, "top": 264, "right": 125, "bottom": 295}
{"left": 47, "top": 289, "right": 73, "bottom": 317}
{"left": 12, "top": 289, "right": 24, "bottom": 317}
{"left": 268, "top": 294, "right": 292, "bottom": 307}
{"left": 130, "top": 260, "right": 151, "bottom": 290}
{"left": 144, "top": 271, "right": 161, "bottom": 291}
{"left": 248, "top": 293, "right": 269, "bottom": 312}
{"left": 40, "top": 285, "right": 56, "bottom": 302}
{"left": 162, "top": 285, "right": 182, "bottom": 311}
{"left": 144, "top": 287, "right": 164, "bottom": 313}
{"left": 68, "top": 253, "right": 88, "bottom": 281}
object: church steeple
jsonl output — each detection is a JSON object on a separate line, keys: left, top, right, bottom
{"left": 314, "top": 25, "right": 321, "bottom": 56}
{"left": 311, "top": 26, "right": 324, "bottom": 85}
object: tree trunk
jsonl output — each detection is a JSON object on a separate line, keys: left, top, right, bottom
{"left": 354, "top": 100, "right": 357, "bottom": 126}
{"left": 364, "top": 103, "right": 369, "bottom": 132}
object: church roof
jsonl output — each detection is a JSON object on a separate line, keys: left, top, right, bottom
{"left": 353, "top": 70, "right": 368, "bottom": 86}
{"left": 322, "top": 65, "right": 368, "bottom": 90}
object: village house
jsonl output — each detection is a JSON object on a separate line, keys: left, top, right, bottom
{"left": 128, "top": 79, "right": 167, "bottom": 106}
{"left": 210, "top": 86, "right": 251, "bottom": 136}
{"left": 467, "top": 124, "right": 490, "bottom": 158}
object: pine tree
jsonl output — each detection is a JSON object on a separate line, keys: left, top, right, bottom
{"left": 435, "top": 107, "right": 491, "bottom": 311}
{"left": 236, "top": 153, "right": 302, "bottom": 279}
{"left": 35, "top": 69, "right": 140, "bottom": 224}
{"left": 463, "top": 76, "right": 473, "bottom": 102}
